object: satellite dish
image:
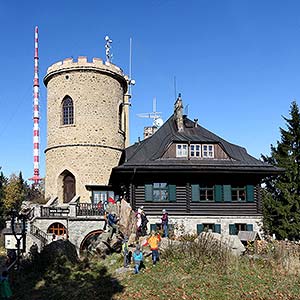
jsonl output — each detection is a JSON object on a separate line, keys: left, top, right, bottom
{"left": 154, "top": 118, "right": 164, "bottom": 127}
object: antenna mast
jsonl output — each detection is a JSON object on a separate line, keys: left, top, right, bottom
{"left": 30, "top": 26, "right": 42, "bottom": 185}
{"left": 137, "top": 97, "right": 163, "bottom": 127}
{"left": 123, "top": 37, "right": 135, "bottom": 147}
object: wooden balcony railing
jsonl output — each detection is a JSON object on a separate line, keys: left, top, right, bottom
{"left": 40, "top": 206, "right": 70, "bottom": 217}
{"left": 76, "top": 203, "right": 105, "bottom": 216}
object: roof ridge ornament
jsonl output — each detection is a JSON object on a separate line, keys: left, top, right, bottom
{"left": 174, "top": 93, "right": 184, "bottom": 132}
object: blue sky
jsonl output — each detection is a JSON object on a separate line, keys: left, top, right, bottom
{"left": 0, "top": 0, "right": 299, "bottom": 180}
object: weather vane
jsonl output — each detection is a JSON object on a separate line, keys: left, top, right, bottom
{"left": 105, "top": 35, "right": 113, "bottom": 62}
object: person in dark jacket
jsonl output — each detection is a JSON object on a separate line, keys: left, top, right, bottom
{"left": 161, "top": 209, "right": 169, "bottom": 238}
{"left": 108, "top": 213, "right": 119, "bottom": 237}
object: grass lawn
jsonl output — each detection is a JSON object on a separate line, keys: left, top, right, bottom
{"left": 115, "top": 255, "right": 300, "bottom": 300}
{"left": 6, "top": 238, "right": 300, "bottom": 300}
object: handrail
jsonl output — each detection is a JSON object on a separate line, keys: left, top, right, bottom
{"left": 30, "top": 224, "right": 48, "bottom": 246}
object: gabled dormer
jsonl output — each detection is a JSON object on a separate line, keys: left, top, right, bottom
{"left": 162, "top": 142, "right": 230, "bottom": 159}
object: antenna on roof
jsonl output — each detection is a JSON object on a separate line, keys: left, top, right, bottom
{"left": 184, "top": 104, "right": 189, "bottom": 116}
{"left": 174, "top": 76, "right": 177, "bottom": 101}
{"left": 137, "top": 97, "right": 164, "bottom": 127}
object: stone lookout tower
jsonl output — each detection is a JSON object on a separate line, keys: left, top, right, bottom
{"left": 44, "top": 56, "right": 129, "bottom": 204}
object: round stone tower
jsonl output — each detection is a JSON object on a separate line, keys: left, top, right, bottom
{"left": 44, "top": 56, "right": 128, "bottom": 203}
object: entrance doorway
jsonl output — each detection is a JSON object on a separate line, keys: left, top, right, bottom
{"left": 63, "top": 171, "right": 76, "bottom": 203}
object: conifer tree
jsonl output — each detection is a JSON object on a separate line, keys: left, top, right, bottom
{"left": 262, "top": 101, "right": 300, "bottom": 240}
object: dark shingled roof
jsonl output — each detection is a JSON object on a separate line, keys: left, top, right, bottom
{"left": 114, "top": 115, "right": 282, "bottom": 175}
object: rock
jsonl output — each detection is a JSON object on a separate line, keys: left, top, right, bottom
{"left": 115, "top": 266, "right": 133, "bottom": 275}
{"left": 118, "top": 199, "right": 136, "bottom": 237}
{"left": 197, "top": 232, "right": 246, "bottom": 256}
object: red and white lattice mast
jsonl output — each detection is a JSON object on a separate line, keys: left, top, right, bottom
{"left": 30, "top": 26, "right": 42, "bottom": 185}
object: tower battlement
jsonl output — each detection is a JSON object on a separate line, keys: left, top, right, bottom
{"left": 44, "top": 56, "right": 126, "bottom": 89}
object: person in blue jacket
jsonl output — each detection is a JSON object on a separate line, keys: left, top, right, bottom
{"left": 132, "top": 244, "right": 143, "bottom": 274}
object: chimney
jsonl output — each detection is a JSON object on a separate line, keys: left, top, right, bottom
{"left": 174, "top": 93, "right": 184, "bottom": 132}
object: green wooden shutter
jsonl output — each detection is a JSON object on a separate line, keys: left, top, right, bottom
{"left": 197, "top": 224, "right": 204, "bottom": 235}
{"left": 246, "top": 224, "right": 253, "bottom": 231}
{"left": 246, "top": 185, "right": 254, "bottom": 202}
{"left": 145, "top": 184, "right": 153, "bottom": 202}
{"left": 214, "top": 224, "right": 221, "bottom": 234}
{"left": 214, "top": 185, "right": 222, "bottom": 202}
{"left": 229, "top": 224, "right": 237, "bottom": 235}
{"left": 168, "top": 185, "right": 176, "bottom": 202}
{"left": 223, "top": 185, "right": 232, "bottom": 202}
{"left": 150, "top": 224, "right": 157, "bottom": 231}
{"left": 191, "top": 184, "right": 200, "bottom": 202}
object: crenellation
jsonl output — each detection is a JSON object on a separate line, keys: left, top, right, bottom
{"left": 45, "top": 56, "right": 125, "bottom": 80}
{"left": 77, "top": 56, "right": 88, "bottom": 63}
{"left": 63, "top": 57, "right": 74, "bottom": 64}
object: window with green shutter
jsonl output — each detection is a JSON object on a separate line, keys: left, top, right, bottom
{"left": 246, "top": 185, "right": 254, "bottom": 202}
{"left": 229, "top": 224, "right": 237, "bottom": 235}
{"left": 246, "top": 224, "right": 253, "bottom": 231}
{"left": 150, "top": 224, "right": 157, "bottom": 232}
{"left": 197, "top": 224, "right": 204, "bottom": 234}
{"left": 232, "top": 186, "right": 246, "bottom": 201}
{"left": 191, "top": 184, "right": 200, "bottom": 202}
{"left": 145, "top": 184, "right": 153, "bottom": 202}
{"left": 168, "top": 185, "right": 176, "bottom": 202}
{"left": 214, "top": 185, "right": 222, "bottom": 202}
{"left": 200, "top": 185, "right": 214, "bottom": 201}
{"left": 144, "top": 183, "right": 176, "bottom": 202}
{"left": 214, "top": 224, "right": 221, "bottom": 234}
{"left": 223, "top": 185, "right": 232, "bottom": 202}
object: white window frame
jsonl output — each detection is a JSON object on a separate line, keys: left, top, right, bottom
{"left": 202, "top": 144, "right": 214, "bottom": 158}
{"left": 176, "top": 144, "right": 188, "bottom": 157}
{"left": 190, "top": 144, "right": 201, "bottom": 157}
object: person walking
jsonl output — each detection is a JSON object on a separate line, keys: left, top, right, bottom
{"left": 0, "top": 271, "right": 12, "bottom": 299}
{"left": 161, "top": 209, "right": 169, "bottom": 238}
{"left": 144, "top": 230, "right": 161, "bottom": 265}
{"left": 136, "top": 208, "right": 142, "bottom": 238}
{"left": 140, "top": 207, "right": 148, "bottom": 236}
{"left": 132, "top": 244, "right": 143, "bottom": 274}
{"left": 122, "top": 236, "right": 129, "bottom": 267}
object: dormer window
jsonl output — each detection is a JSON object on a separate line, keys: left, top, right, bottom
{"left": 176, "top": 144, "right": 188, "bottom": 157}
{"left": 203, "top": 144, "right": 214, "bottom": 158}
{"left": 175, "top": 143, "right": 215, "bottom": 158}
{"left": 190, "top": 144, "right": 201, "bottom": 157}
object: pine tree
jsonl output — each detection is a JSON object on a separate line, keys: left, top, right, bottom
{"left": 262, "top": 101, "right": 300, "bottom": 240}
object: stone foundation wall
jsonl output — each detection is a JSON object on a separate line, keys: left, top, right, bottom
{"left": 147, "top": 215, "right": 262, "bottom": 235}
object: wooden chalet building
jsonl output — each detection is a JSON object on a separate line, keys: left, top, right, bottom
{"left": 111, "top": 95, "right": 282, "bottom": 236}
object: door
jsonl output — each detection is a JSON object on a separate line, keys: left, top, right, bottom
{"left": 63, "top": 173, "right": 75, "bottom": 203}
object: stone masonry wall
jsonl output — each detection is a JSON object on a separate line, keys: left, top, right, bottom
{"left": 44, "top": 57, "right": 127, "bottom": 202}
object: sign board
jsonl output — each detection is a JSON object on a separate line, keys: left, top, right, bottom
{"left": 5, "top": 235, "right": 24, "bottom": 250}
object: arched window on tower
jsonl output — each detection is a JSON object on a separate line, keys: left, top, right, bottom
{"left": 62, "top": 96, "right": 74, "bottom": 125}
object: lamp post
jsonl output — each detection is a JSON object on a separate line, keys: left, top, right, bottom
{"left": 10, "top": 209, "right": 27, "bottom": 270}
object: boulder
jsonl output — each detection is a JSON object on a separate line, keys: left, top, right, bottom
{"left": 118, "top": 199, "right": 136, "bottom": 237}
{"left": 197, "top": 232, "right": 245, "bottom": 256}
